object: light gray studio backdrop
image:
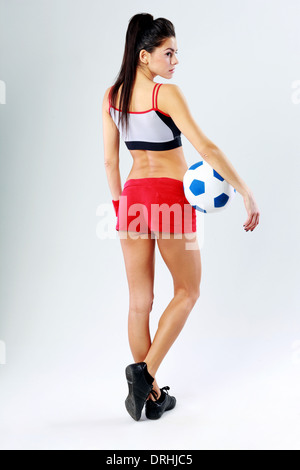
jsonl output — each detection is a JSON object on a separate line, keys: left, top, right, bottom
{"left": 0, "top": 0, "right": 299, "bottom": 450}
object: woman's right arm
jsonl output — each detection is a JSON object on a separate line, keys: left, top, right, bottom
{"left": 102, "top": 87, "right": 122, "bottom": 213}
{"left": 162, "top": 84, "right": 260, "bottom": 232}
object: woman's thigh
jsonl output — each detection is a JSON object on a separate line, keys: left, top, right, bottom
{"left": 119, "top": 232, "right": 156, "bottom": 310}
{"left": 156, "top": 233, "right": 201, "bottom": 297}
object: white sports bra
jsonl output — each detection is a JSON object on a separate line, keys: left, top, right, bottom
{"left": 109, "top": 83, "right": 182, "bottom": 151}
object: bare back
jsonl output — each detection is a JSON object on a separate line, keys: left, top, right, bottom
{"left": 113, "top": 82, "right": 189, "bottom": 182}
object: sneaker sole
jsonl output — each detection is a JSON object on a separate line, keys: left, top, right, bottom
{"left": 125, "top": 364, "right": 148, "bottom": 421}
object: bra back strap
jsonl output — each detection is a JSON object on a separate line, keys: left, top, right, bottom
{"left": 152, "top": 83, "right": 159, "bottom": 108}
{"left": 154, "top": 83, "right": 162, "bottom": 109}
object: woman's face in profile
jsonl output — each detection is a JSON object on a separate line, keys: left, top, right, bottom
{"left": 148, "top": 37, "right": 179, "bottom": 79}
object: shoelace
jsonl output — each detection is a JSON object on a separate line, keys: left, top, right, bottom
{"left": 149, "top": 389, "right": 158, "bottom": 400}
{"left": 149, "top": 385, "right": 170, "bottom": 401}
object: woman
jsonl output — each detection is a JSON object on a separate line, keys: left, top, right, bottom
{"left": 102, "top": 13, "right": 260, "bottom": 421}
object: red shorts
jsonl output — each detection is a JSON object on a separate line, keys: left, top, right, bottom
{"left": 116, "top": 177, "right": 197, "bottom": 234}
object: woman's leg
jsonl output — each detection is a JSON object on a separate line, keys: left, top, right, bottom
{"left": 119, "top": 231, "right": 161, "bottom": 398}
{"left": 143, "top": 232, "right": 201, "bottom": 378}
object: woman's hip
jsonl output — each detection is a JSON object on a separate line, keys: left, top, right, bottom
{"left": 117, "top": 177, "right": 196, "bottom": 233}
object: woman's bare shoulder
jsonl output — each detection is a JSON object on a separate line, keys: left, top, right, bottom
{"left": 102, "top": 86, "right": 114, "bottom": 114}
{"left": 160, "top": 83, "right": 183, "bottom": 95}
{"left": 158, "top": 83, "right": 187, "bottom": 114}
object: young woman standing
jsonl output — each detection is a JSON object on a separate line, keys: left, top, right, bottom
{"left": 102, "top": 13, "right": 260, "bottom": 421}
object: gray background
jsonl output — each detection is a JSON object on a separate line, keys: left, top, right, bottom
{"left": 0, "top": 0, "right": 299, "bottom": 450}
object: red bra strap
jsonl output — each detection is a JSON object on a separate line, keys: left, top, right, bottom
{"left": 154, "top": 83, "right": 162, "bottom": 109}
{"left": 152, "top": 83, "right": 158, "bottom": 108}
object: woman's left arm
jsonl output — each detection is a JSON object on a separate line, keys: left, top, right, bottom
{"left": 102, "top": 87, "right": 122, "bottom": 203}
{"left": 163, "top": 84, "right": 260, "bottom": 232}
{"left": 200, "top": 146, "right": 260, "bottom": 231}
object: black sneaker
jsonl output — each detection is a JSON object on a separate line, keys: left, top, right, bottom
{"left": 145, "top": 386, "right": 176, "bottom": 420}
{"left": 125, "top": 362, "right": 154, "bottom": 421}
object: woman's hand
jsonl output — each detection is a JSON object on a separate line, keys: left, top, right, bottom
{"left": 243, "top": 191, "right": 260, "bottom": 232}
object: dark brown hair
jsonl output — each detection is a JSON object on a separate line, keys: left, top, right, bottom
{"left": 109, "top": 13, "right": 176, "bottom": 135}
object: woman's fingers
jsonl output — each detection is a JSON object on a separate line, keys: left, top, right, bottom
{"left": 244, "top": 212, "right": 260, "bottom": 231}
{"left": 243, "top": 192, "right": 260, "bottom": 232}
{"left": 250, "top": 213, "right": 260, "bottom": 231}
{"left": 243, "top": 213, "right": 254, "bottom": 229}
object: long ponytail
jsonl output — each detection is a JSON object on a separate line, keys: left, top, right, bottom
{"left": 109, "top": 13, "right": 176, "bottom": 136}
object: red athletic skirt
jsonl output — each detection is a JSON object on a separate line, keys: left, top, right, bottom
{"left": 116, "top": 177, "right": 197, "bottom": 234}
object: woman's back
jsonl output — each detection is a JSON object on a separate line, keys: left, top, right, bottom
{"left": 109, "top": 81, "right": 189, "bottom": 182}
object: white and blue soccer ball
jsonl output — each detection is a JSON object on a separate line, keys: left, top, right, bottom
{"left": 183, "top": 160, "right": 236, "bottom": 213}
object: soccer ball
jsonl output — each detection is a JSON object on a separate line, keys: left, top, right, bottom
{"left": 183, "top": 160, "right": 236, "bottom": 213}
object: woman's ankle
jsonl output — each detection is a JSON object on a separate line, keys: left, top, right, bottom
{"left": 143, "top": 361, "right": 156, "bottom": 380}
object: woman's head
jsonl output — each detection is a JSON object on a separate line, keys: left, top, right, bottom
{"left": 138, "top": 35, "right": 179, "bottom": 79}
{"left": 110, "top": 13, "right": 178, "bottom": 134}
{"left": 132, "top": 13, "right": 179, "bottom": 79}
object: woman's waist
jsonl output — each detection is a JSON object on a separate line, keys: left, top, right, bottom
{"left": 127, "top": 152, "right": 188, "bottom": 182}
{"left": 124, "top": 176, "right": 184, "bottom": 186}
{"left": 125, "top": 167, "right": 188, "bottom": 184}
